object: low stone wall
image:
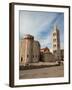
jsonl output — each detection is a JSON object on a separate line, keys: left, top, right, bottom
{"left": 20, "top": 62, "right": 60, "bottom": 70}
{"left": 41, "top": 52, "right": 56, "bottom": 62}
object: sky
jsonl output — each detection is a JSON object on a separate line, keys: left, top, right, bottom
{"left": 19, "top": 10, "right": 64, "bottom": 49}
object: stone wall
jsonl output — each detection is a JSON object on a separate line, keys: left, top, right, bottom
{"left": 41, "top": 52, "right": 56, "bottom": 62}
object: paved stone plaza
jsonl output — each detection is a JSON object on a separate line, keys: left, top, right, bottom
{"left": 19, "top": 65, "right": 64, "bottom": 79}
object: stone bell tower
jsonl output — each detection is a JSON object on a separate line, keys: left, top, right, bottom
{"left": 52, "top": 25, "right": 61, "bottom": 61}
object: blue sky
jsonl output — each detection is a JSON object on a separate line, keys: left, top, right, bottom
{"left": 19, "top": 10, "right": 64, "bottom": 49}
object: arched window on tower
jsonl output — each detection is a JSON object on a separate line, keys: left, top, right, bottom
{"left": 21, "top": 57, "right": 23, "bottom": 62}
{"left": 32, "top": 55, "right": 34, "bottom": 58}
{"left": 53, "top": 33, "right": 56, "bottom": 36}
{"left": 27, "top": 54, "right": 29, "bottom": 58}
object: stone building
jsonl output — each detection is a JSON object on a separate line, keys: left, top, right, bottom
{"left": 52, "top": 25, "right": 61, "bottom": 60}
{"left": 33, "top": 41, "right": 40, "bottom": 63}
{"left": 19, "top": 34, "right": 40, "bottom": 66}
{"left": 60, "top": 49, "right": 64, "bottom": 61}
{"left": 40, "top": 47, "right": 56, "bottom": 62}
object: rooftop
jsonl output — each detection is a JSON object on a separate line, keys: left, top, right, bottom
{"left": 24, "top": 34, "right": 34, "bottom": 39}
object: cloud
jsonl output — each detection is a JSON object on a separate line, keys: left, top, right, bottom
{"left": 36, "top": 34, "right": 52, "bottom": 48}
{"left": 20, "top": 10, "right": 64, "bottom": 49}
{"left": 20, "top": 11, "right": 58, "bottom": 37}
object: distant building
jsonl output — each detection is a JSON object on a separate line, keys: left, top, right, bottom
{"left": 49, "top": 48, "right": 53, "bottom": 53}
{"left": 40, "top": 47, "right": 50, "bottom": 53}
{"left": 20, "top": 34, "right": 40, "bottom": 66}
{"left": 52, "top": 25, "right": 61, "bottom": 60}
{"left": 60, "top": 49, "right": 64, "bottom": 61}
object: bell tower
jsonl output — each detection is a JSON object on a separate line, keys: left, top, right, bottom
{"left": 52, "top": 25, "right": 60, "bottom": 60}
